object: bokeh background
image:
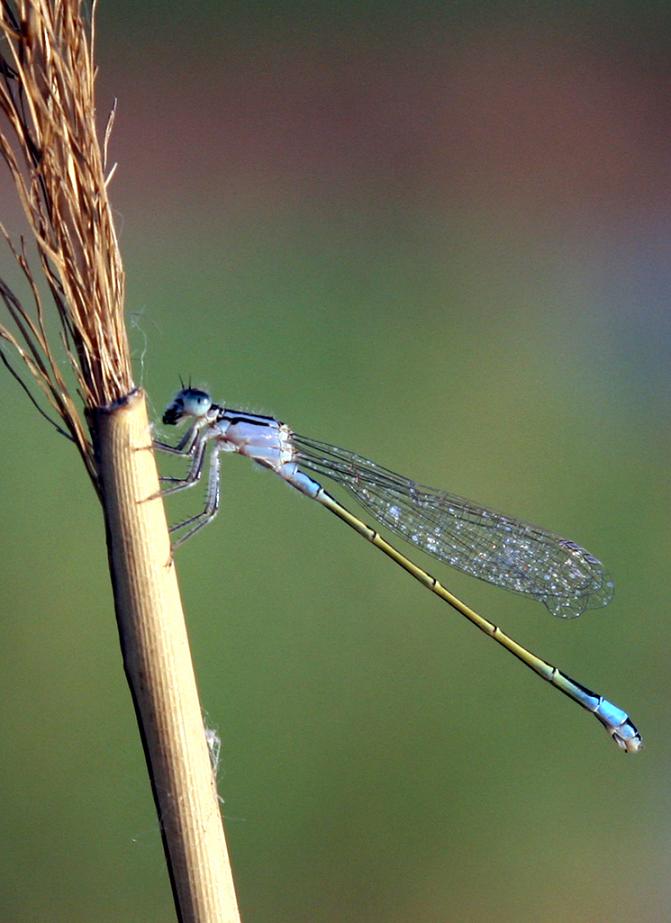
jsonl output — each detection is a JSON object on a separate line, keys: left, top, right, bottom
{"left": 1, "top": 2, "right": 670, "bottom": 921}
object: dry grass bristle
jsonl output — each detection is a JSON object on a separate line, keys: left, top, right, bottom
{"left": 1, "top": 0, "right": 133, "bottom": 489}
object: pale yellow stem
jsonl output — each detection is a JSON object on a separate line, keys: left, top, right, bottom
{"left": 94, "top": 388, "right": 240, "bottom": 923}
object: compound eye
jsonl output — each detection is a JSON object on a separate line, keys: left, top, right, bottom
{"left": 183, "top": 389, "right": 212, "bottom": 416}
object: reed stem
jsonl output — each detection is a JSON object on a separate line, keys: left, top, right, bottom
{"left": 1, "top": 3, "right": 242, "bottom": 918}
{"left": 93, "top": 390, "right": 240, "bottom": 921}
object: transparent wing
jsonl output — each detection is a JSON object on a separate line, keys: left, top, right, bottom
{"left": 294, "top": 435, "right": 613, "bottom": 618}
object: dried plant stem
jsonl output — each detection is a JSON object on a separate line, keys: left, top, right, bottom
{"left": 1, "top": 3, "right": 241, "bottom": 918}
{"left": 94, "top": 390, "right": 240, "bottom": 922}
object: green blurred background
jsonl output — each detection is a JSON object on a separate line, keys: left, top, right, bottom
{"left": 1, "top": 2, "right": 670, "bottom": 920}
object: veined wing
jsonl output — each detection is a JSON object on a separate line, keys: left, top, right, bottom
{"left": 294, "top": 435, "right": 613, "bottom": 618}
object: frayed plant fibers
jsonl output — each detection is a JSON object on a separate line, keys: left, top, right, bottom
{"left": 0, "top": 0, "right": 133, "bottom": 490}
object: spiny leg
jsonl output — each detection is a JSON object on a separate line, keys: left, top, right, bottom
{"left": 154, "top": 420, "right": 202, "bottom": 457}
{"left": 158, "top": 431, "right": 209, "bottom": 496}
{"left": 147, "top": 422, "right": 207, "bottom": 501}
{"left": 170, "top": 445, "right": 222, "bottom": 551}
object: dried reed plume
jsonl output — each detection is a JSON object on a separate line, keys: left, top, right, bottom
{"left": 0, "top": 0, "right": 132, "bottom": 488}
{"left": 0, "top": 3, "right": 240, "bottom": 919}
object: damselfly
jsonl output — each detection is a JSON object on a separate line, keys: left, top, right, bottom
{"left": 155, "top": 386, "right": 642, "bottom": 753}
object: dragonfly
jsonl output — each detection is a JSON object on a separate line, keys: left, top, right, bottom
{"left": 155, "top": 386, "right": 642, "bottom": 753}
